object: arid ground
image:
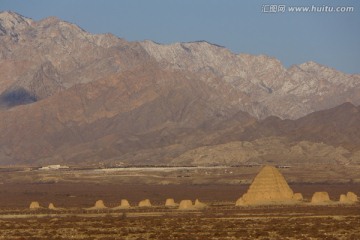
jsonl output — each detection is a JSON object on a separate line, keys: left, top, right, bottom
{"left": 1, "top": 205, "right": 360, "bottom": 239}
{"left": 0, "top": 165, "right": 359, "bottom": 239}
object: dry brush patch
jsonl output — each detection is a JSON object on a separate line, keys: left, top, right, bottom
{"left": 1, "top": 206, "right": 360, "bottom": 239}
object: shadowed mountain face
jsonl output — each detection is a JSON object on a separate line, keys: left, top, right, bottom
{"left": 179, "top": 103, "right": 360, "bottom": 167}
{"left": 233, "top": 102, "right": 360, "bottom": 150}
{"left": 0, "top": 87, "right": 37, "bottom": 108}
{"left": 0, "top": 61, "right": 63, "bottom": 108}
{"left": 0, "top": 11, "right": 359, "bottom": 166}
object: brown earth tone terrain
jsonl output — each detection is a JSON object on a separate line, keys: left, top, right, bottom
{"left": 0, "top": 11, "right": 360, "bottom": 166}
{"left": 0, "top": 166, "right": 359, "bottom": 208}
{"left": 1, "top": 206, "right": 360, "bottom": 240}
{"left": 1, "top": 10, "right": 360, "bottom": 240}
{"left": 0, "top": 166, "right": 359, "bottom": 239}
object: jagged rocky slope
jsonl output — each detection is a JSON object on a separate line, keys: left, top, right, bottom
{"left": 0, "top": 11, "right": 359, "bottom": 166}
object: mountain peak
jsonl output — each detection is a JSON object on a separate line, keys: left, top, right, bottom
{"left": 0, "top": 11, "right": 33, "bottom": 34}
{"left": 0, "top": 12, "right": 360, "bottom": 166}
{"left": 38, "top": 16, "right": 61, "bottom": 25}
{"left": 0, "top": 11, "right": 28, "bottom": 20}
{"left": 297, "top": 61, "right": 330, "bottom": 72}
{"left": 187, "top": 40, "right": 225, "bottom": 48}
{"left": 37, "top": 16, "right": 87, "bottom": 34}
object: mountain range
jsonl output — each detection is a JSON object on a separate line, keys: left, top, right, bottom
{"left": 0, "top": 11, "right": 359, "bottom": 166}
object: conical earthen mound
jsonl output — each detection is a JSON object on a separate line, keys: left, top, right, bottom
{"left": 236, "top": 165, "right": 295, "bottom": 206}
{"left": 347, "top": 192, "right": 358, "bottom": 202}
{"left": 178, "top": 200, "right": 194, "bottom": 210}
{"left": 311, "top": 192, "right": 331, "bottom": 204}
{"left": 94, "top": 200, "right": 107, "bottom": 208}
{"left": 29, "top": 201, "right": 41, "bottom": 210}
{"left": 339, "top": 192, "right": 358, "bottom": 204}
{"left": 113, "top": 199, "right": 131, "bottom": 209}
{"left": 138, "top": 199, "right": 151, "bottom": 207}
{"left": 121, "top": 199, "right": 131, "bottom": 208}
{"left": 165, "top": 198, "right": 177, "bottom": 207}
{"left": 194, "top": 199, "right": 207, "bottom": 209}
{"left": 339, "top": 194, "right": 348, "bottom": 203}
{"left": 85, "top": 200, "right": 107, "bottom": 210}
{"left": 48, "top": 203, "right": 56, "bottom": 210}
{"left": 293, "top": 193, "right": 303, "bottom": 201}
{"left": 48, "top": 203, "right": 64, "bottom": 211}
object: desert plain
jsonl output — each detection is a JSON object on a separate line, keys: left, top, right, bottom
{"left": 0, "top": 165, "right": 359, "bottom": 239}
{"left": 0, "top": 7, "right": 360, "bottom": 240}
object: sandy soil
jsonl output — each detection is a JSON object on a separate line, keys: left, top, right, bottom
{"left": 0, "top": 166, "right": 359, "bottom": 239}
{"left": 0, "top": 205, "right": 360, "bottom": 239}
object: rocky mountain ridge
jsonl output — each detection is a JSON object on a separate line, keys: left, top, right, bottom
{"left": 1, "top": 11, "right": 360, "bottom": 119}
{"left": 139, "top": 41, "right": 360, "bottom": 119}
{"left": 0, "top": 11, "right": 359, "bottom": 166}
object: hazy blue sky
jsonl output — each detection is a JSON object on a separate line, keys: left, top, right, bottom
{"left": 1, "top": 0, "right": 359, "bottom": 73}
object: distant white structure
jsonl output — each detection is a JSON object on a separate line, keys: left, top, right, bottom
{"left": 276, "top": 165, "right": 291, "bottom": 169}
{"left": 39, "top": 165, "right": 69, "bottom": 170}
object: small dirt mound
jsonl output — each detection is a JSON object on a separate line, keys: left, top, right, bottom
{"left": 311, "top": 192, "right": 331, "bottom": 204}
{"left": 48, "top": 203, "right": 56, "bottom": 210}
{"left": 113, "top": 199, "right": 131, "bottom": 209}
{"left": 29, "top": 201, "right": 41, "bottom": 210}
{"left": 85, "top": 200, "right": 107, "bottom": 210}
{"left": 138, "top": 199, "right": 151, "bottom": 207}
{"left": 339, "top": 192, "right": 358, "bottom": 204}
{"left": 293, "top": 193, "right": 303, "bottom": 201}
{"left": 165, "top": 198, "right": 177, "bottom": 207}
{"left": 178, "top": 200, "right": 194, "bottom": 210}
{"left": 48, "top": 203, "right": 64, "bottom": 210}
{"left": 347, "top": 192, "right": 358, "bottom": 202}
{"left": 194, "top": 199, "right": 207, "bottom": 209}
